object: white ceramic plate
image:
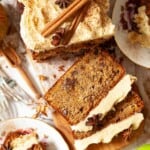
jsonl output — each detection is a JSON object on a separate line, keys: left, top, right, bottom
{"left": 112, "top": 0, "right": 150, "bottom": 68}
{"left": 0, "top": 118, "right": 69, "bottom": 150}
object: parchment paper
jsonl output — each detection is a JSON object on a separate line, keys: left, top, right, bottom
{"left": 0, "top": 0, "right": 149, "bottom": 149}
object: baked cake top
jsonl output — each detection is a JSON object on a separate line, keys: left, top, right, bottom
{"left": 19, "top": 0, "right": 114, "bottom": 52}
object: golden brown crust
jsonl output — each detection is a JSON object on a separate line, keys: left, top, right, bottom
{"left": 45, "top": 48, "right": 125, "bottom": 125}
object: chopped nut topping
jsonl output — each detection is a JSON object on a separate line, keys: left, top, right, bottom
{"left": 55, "top": 0, "right": 72, "bottom": 9}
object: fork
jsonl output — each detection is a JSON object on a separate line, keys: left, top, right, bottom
{"left": 0, "top": 87, "right": 9, "bottom": 111}
{"left": 0, "top": 67, "right": 34, "bottom": 104}
{"left": 0, "top": 76, "right": 23, "bottom": 102}
{"left": 0, "top": 88, "right": 18, "bottom": 121}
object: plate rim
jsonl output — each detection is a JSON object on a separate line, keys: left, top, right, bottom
{"left": 112, "top": 0, "right": 150, "bottom": 69}
{"left": 0, "top": 117, "right": 69, "bottom": 150}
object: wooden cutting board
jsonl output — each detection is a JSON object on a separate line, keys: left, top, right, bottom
{"left": 53, "top": 111, "right": 144, "bottom": 150}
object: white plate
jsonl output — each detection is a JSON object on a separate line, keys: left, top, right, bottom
{"left": 0, "top": 118, "right": 69, "bottom": 150}
{"left": 112, "top": 0, "right": 150, "bottom": 68}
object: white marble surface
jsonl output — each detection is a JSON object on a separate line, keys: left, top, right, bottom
{"left": 0, "top": 0, "right": 149, "bottom": 149}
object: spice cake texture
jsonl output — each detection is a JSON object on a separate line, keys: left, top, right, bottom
{"left": 44, "top": 48, "right": 144, "bottom": 150}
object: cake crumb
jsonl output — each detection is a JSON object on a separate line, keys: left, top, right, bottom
{"left": 39, "top": 75, "right": 48, "bottom": 81}
{"left": 58, "top": 65, "right": 65, "bottom": 71}
{"left": 53, "top": 74, "right": 57, "bottom": 79}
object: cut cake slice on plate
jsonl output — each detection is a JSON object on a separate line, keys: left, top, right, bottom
{"left": 53, "top": 90, "right": 144, "bottom": 150}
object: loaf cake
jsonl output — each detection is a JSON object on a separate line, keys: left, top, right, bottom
{"left": 44, "top": 48, "right": 144, "bottom": 149}
{"left": 53, "top": 90, "right": 144, "bottom": 150}
{"left": 19, "top": 0, "right": 114, "bottom": 60}
{"left": 44, "top": 49, "right": 126, "bottom": 124}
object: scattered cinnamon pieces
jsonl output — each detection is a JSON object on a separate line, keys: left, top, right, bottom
{"left": 41, "top": 0, "right": 89, "bottom": 37}
{"left": 32, "top": 103, "right": 49, "bottom": 119}
{"left": 53, "top": 74, "right": 57, "bottom": 79}
{"left": 39, "top": 75, "right": 48, "bottom": 81}
{"left": 58, "top": 65, "right": 65, "bottom": 71}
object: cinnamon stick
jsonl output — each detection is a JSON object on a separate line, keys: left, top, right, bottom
{"left": 62, "top": 3, "right": 89, "bottom": 45}
{"left": 41, "top": 0, "right": 89, "bottom": 37}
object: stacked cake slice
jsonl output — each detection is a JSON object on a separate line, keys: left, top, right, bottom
{"left": 44, "top": 48, "right": 144, "bottom": 150}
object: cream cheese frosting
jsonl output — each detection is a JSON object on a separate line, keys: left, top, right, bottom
{"left": 71, "top": 74, "right": 136, "bottom": 132}
{"left": 19, "top": 0, "right": 114, "bottom": 52}
{"left": 74, "top": 113, "right": 144, "bottom": 150}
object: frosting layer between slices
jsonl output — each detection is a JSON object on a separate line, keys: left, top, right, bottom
{"left": 74, "top": 113, "right": 144, "bottom": 150}
{"left": 71, "top": 74, "right": 136, "bottom": 132}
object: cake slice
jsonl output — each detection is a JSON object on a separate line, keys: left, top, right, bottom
{"left": 44, "top": 48, "right": 126, "bottom": 125}
{"left": 44, "top": 47, "right": 144, "bottom": 149}
{"left": 19, "top": 0, "right": 114, "bottom": 60}
{"left": 73, "top": 90, "right": 144, "bottom": 139}
{"left": 53, "top": 90, "right": 144, "bottom": 150}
